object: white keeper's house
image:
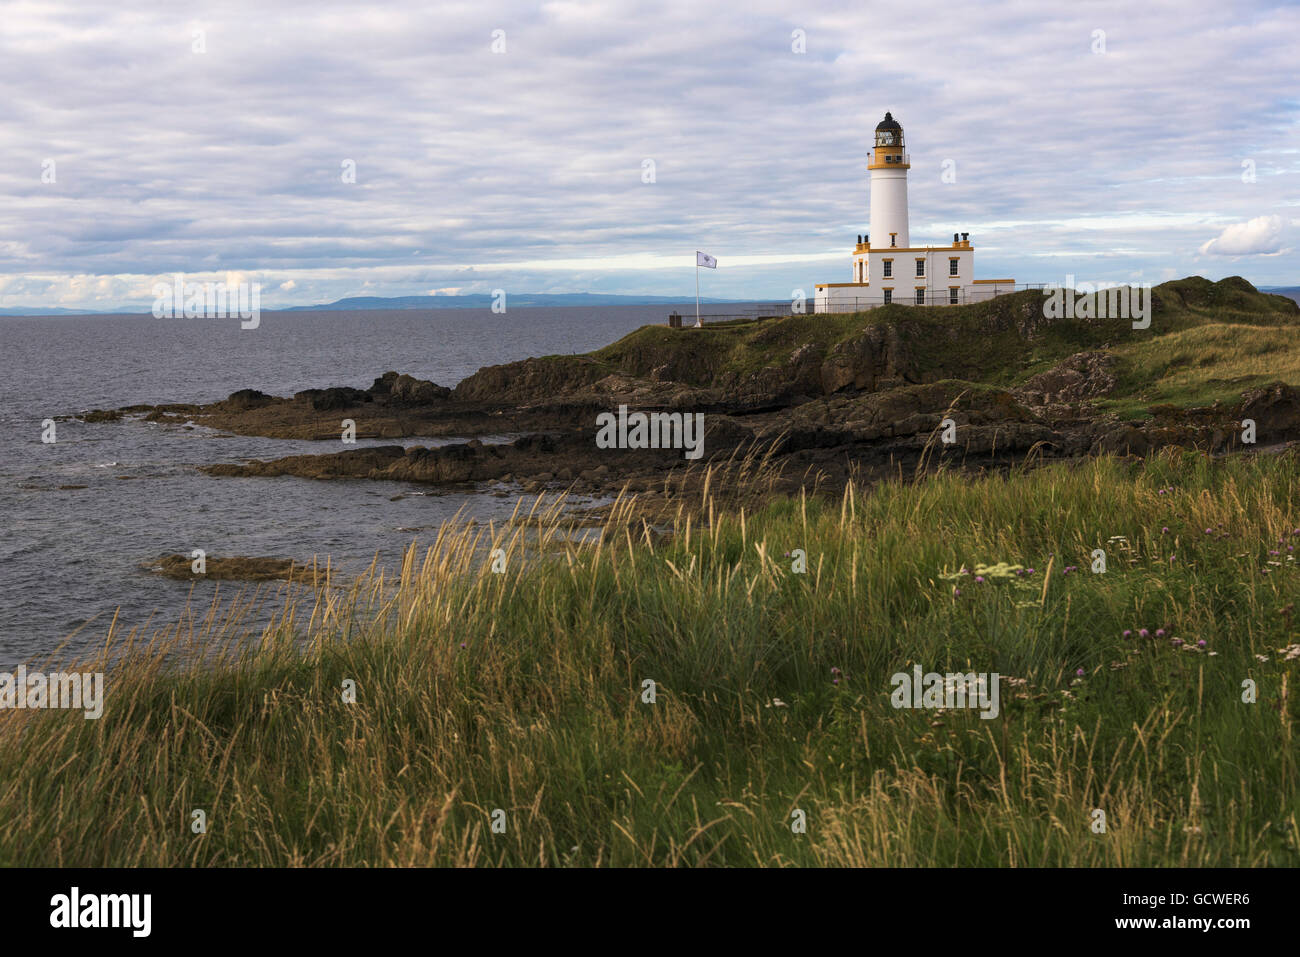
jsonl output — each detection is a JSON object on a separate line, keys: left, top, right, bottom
{"left": 814, "top": 112, "right": 1015, "bottom": 313}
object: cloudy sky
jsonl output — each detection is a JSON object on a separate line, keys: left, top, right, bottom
{"left": 1, "top": 0, "right": 1296, "bottom": 311}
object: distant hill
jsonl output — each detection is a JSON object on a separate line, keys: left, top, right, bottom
{"left": 0, "top": 306, "right": 141, "bottom": 316}
{"left": 0, "top": 292, "right": 756, "bottom": 317}
{"left": 280, "top": 293, "right": 749, "bottom": 311}
{"left": 1263, "top": 287, "right": 1300, "bottom": 305}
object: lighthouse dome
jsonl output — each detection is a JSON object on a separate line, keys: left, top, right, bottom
{"left": 874, "top": 112, "right": 904, "bottom": 148}
{"left": 875, "top": 112, "right": 902, "bottom": 132}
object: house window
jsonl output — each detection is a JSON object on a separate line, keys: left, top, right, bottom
{"left": 949, "top": 258, "right": 959, "bottom": 277}
{"left": 915, "top": 288, "right": 925, "bottom": 305}
{"left": 883, "top": 289, "right": 892, "bottom": 305}
{"left": 883, "top": 260, "right": 893, "bottom": 278}
{"left": 916, "top": 259, "right": 925, "bottom": 277}
{"left": 949, "top": 287, "right": 959, "bottom": 305}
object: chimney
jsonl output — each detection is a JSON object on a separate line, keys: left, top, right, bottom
{"left": 953, "top": 233, "right": 959, "bottom": 243}
{"left": 857, "top": 235, "right": 862, "bottom": 244}
{"left": 961, "top": 232, "right": 969, "bottom": 242}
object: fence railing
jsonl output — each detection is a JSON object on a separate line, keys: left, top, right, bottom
{"left": 812, "top": 283, "right": 1049, "bottom": 313}
{"left": 666, "top": 286, "right": 1051, "bottom": 325}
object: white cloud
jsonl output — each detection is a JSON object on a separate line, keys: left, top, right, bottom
{"left": 0, "top": 0, "right": 1297, "bottom": 308}
{"left": 1198, "top": 215, "right": 1285, "bottom": 256}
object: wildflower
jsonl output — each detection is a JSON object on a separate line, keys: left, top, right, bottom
{"left": 1027, "top": 568, "right": 1035, "bottom": 574}
{"left": 1162, "top": 527, "right": 1169, "bottom": 533}
{"left": 1271, "top": 550, "right": 1280, "bottom": 556}
{"left": 953, "top": 588, "right": 962, "bottom": 597}
{"left": 1197, "top": 640, "right": 1206, "bottom": 648}
{"left": 1139, "top": 628, "right": 1150, "bottom": 638}
{"left": 1205, "top": 528, "right": 1213, "bottom": 534}
{"left": 1075, "top": 668, "right": 1085, "bottom": 677}
{"left": 1155, "top": 628, "right": 1166, "bottom": 638}
{"left": 1171, "top": 638, "right": 1183, "bottom": 647}
{"left": 975, "top": 576, "right": 985, "bottom": 583}
{"left": 1122, "top": 630, "right": 1132, "bottom": 638}
{"left": 459, "top": 642, "right": 467, "bottom": 648}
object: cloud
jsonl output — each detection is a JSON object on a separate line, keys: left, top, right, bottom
{"left": 0, "top": 0, "right": 1298, "bottom": 309}
{"left": 1198, "top": 215, "right": 1286, "bottom": 256}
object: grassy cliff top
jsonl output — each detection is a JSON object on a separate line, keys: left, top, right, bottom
{"left": 570, "top": 276, "right": 1299, "bottom": 411}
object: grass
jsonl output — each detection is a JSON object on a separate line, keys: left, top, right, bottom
{"left": 580, "top": 277, "right": 1298, "bottom": 406}
{"left": 1102, "top": 323, "right": 1300, "bottom": 418}
{"left": 2, "top": 449, "right": 1299, "bottom": 866}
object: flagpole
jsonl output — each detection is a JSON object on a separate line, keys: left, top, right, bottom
{"left": 695, "top": 262, "right": 701, "bottom": 328}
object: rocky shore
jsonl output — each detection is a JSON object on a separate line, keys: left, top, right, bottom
{"left": 78, "top": 277, "right": 1300, "bottom": 509}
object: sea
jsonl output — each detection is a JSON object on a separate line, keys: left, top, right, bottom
{"left": 0, "top": 304, "right": 767, "bottom": 661}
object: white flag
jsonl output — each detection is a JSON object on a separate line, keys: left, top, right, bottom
{"left": 696, "top": 251, "right": 717, "bottom": 268}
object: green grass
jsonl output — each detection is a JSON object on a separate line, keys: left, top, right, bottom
{"left": 3, "top": 450, "right": 1299, "bottom": 866}
{"left": 579, "top": 277, "right": 1299, "bottom": 405}
{"left": 1102, "top": 323, "right": 1300, "bottom": 418}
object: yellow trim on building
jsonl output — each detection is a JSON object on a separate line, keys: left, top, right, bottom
{"left": 861, "top": 246, "right": 971, "bottom": 253}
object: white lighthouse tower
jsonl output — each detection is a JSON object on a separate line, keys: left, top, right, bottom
{"left": 814, "top": 112, "right": 1015, "bottom": 312}
{"left": 868, "top": 112, "right": 909, "bottom": 250}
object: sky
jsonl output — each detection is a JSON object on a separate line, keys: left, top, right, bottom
{"left": 0, "top": 0, "right": 1297, "bottom": 311}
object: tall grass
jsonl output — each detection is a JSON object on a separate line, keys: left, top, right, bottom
{"left": 1104, "top": 322, "right": 1300, "bottom": 416}
{"left": 2, "top": 449, "right": 1298, "bottom": 866}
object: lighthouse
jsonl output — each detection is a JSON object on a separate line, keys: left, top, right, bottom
{"left": 814, "top": 112, "right": 1015, "bottom": 313}
{"left": 869, "top": 112, "right": 909, "bottom": 250}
